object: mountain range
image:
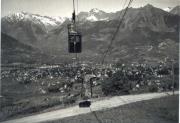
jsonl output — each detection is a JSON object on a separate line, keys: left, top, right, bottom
{"left": 1, "top": 4, "right": 179, "bottom": 64}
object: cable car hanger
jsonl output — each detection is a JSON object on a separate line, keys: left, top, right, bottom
{"left": 67, "top": 0, "right": 82, "bottom": 53}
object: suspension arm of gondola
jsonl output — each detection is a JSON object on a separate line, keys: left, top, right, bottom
{"left": 72, "top": 0, "right": 76, "bottom": 23}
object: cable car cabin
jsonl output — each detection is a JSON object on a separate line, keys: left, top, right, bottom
{"left": 68, "top": 33, "right": 82, "bottom": 53}
{"left": 68, "top": 24, "right": 82, "bottom": 53}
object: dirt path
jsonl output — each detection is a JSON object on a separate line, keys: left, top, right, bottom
{"left": 1, "top": 91, "right": 178, "bottom": 123}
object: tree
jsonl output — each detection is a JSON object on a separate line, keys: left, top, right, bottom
{"left": 101, "top": 71, "right": 131, "bottom": 95}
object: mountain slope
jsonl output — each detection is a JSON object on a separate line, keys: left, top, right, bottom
{"left": 1, "top": 4, "right": 179, "bottom": 64}
{"left": 170, "top": 6, "right": 180, "bottom": 15}
{"left": 44, "top": 4, "right": 179, "bottom": 63}
{"left": 1, "top": 12, "right": 66, "bottom": 46}
{"left": 1, "top": 33, "right": 49, "bottom": 64}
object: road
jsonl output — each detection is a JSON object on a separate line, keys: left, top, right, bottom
{"left": 1, "top": 91, "right": 178, "bottom": 123}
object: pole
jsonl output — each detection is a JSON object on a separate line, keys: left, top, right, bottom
{"left": 81, "top": 77, "right": 84, "bottom": 97}
{"left": 172, "top": 60, "right": 175, "bottom": 95}
{"left": 90, "top": 79, "right": 93, "bottom": 98}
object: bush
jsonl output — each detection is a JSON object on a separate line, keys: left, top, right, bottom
{"left": 149, "top": 84, "right": 158, "bottom": 92}
{"left": 48, "top": 85, "right": 60, "bottom": 93}
{"left": 63, "top": 96, "right": 76, "bottom": 105}
{"left": 101, "top": 71, "right": 131, "bottom": 95}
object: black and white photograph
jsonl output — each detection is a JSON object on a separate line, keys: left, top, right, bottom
{"left": 0, "top": 0, "right": 179, "bottom": 123}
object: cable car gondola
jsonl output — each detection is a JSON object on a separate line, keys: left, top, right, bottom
{"left": 67, "top": 0, "right": 82, "bottom": 54}
{"left": 68, "top": 24, "right": 82, "bottom": 53}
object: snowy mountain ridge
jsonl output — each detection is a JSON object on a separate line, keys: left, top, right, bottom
{"left": 163, "top": 7, "right": 173, "bottom": 12}
{"left": 4, "top": 12, "right": 66, "bottom": 29}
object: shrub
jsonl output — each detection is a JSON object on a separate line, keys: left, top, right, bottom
{"left": 101, "top": 71, "right": 131, "bottom": 95}
{"left": 149, "top": 84, "right": 158, "bottom": 92}
{"left": 63, "top": 96, "right": 76, "bottom": 105}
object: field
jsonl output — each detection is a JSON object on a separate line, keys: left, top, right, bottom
{"left": 44, "top": 95, "right": 179, "bottom": 123}
{"left": 0, "top": 65, "right": 103, "bottom": 121}
{"left": 0, "top": 63, "right": 179, "bottom": 121}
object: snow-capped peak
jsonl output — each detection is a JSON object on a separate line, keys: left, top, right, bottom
{"left": 4, "top": 12, "right": 66, "bottom": 29}
{"left": 52, "top": 16, "right": 66, "bottom": 24}
{"left": 81, "top": 8, "right": 109, "bottom": 22}
{"left": 90, "top": 8, "right": 101, "bottom": 13}
{"left": 13, "top": 13, "right": 24, "bottom": 19}
{"left": 87, "top": 15, "right": 98, "bottom": 21}
{"left": 163, "top": 7, "right": 172, "bottom": 12}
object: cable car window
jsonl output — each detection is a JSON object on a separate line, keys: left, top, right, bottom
{"left": 69, "top": 35, "right": 76, "bottom": 43}
{"left": 68, "top": 34, "right": 82, "bottom": 53}
{"left": 68, "top": 24, "right": 76, "bottom": 33}
{"left": 76, "top": 35, "right": 80, "bottom": 42}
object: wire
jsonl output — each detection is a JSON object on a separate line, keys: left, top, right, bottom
{"left": 76, "top": 0, "right": 79, "bottom": 28}
{"left": 101, "top": 0, "right": 134, "bottom": 65}
{"left": 73, "top": 0, "right": 75, "bottom": 12}
{"left": 77, "top": 0, "right": 79, "bottom": 16}
{"left": 101, "top": 0, "right": 127, "bottom": 58}
{"left": 89, "top": 107, "right": 103, "bottom": 123}
{"left": 76, "top": 0, "right": 79, "bottom": 63}
{"left": 100, "top": 0, "right": 127, "bottom": 64}
{"left": 101, "top": 0, "right": 133, "bottom": 64}
{"left": 101, "top": 0, "right": 131, "bottom": 64}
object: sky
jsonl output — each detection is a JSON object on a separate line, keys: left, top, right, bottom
{"left": 1, "top": 0, "right": 179, "bottom": 17}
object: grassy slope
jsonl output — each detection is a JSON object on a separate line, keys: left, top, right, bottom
{"left": 45, "top": 95, "right": 179, "bottom": 123}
